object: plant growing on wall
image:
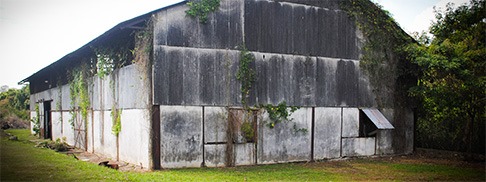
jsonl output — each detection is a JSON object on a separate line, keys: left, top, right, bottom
{"left": 236, "top": 46, "right": 256, "bottom": 109}
{"left": 32, "top": 104, "right": 40, "bottom": 136}
{"left": 56, "top": 80, "right": 63, "bottom": 125}
{"left": 259, "top": 101, "right": 307, "bottom": 134}
{"left": 240, "top": 121, "right": 254, "bottom": 141}
{"left": 69, "top": 67, "right": 90, "bottom": 127}
{"left": 185, "top": 0, "right": 221, "bottom": 23}
{"left": 95, "top": 53, "right": 114, "bottom": 79}
{"left": 92, "top": 45, "right": 132, "bottom": 79}
{"left": 111, "top": 108, "right": 122, "bottom": 136}
{"left": 340, "top": 0, "right": 415, "bottom": 108}
{"left": 260, "top": 101, "right": 298, "bottom": 128}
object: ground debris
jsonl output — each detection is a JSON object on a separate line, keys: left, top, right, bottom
{"left": 99, "top": 161, "right": 119, "bottom": 170}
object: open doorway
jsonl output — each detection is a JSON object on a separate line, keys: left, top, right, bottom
{"left": 43, "top": 101, "right": 52, "bottom": 139}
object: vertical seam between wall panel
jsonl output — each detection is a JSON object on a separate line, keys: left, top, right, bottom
{"left": 201, "top": 106, "right": 206, "bottom": 167}
{"left": 340, "top": 107, "right": 343, "bottom": 157}
{"left": 151, "top": 105, "right": 161, "bottom": 170}
{"left": 311, "top": 107, "right": 315, "bottom": 162}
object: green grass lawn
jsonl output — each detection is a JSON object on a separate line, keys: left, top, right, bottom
{"left": 1, "top": 129, "right": 484, "bottom": 181}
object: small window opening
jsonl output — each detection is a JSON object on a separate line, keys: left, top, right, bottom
{"left": 359, "top": 108, "right": 394, "bottom": 137}
{"left": 359, "top": 110, "right": 378, "bottom": 137}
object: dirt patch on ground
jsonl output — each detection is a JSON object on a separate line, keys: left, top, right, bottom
{"left": 53, "top": 148, "right": 150, "bottom": 172}
{"left": 61, "top": 149, "right": 149, "bottom": 172}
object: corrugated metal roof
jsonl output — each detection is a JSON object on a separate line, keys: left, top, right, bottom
{"left": 361, "top": 108, "right": 394, "bottom": 129}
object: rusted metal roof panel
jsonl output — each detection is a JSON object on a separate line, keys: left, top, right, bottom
{"left": 361, "top": 108, "right": 394, "bottom": 129}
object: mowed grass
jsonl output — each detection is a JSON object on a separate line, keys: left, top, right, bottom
{"left": 1, "top": 129, "right": 484, "bottom": 181}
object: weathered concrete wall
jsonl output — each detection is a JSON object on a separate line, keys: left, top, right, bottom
{"left": 313, "top": 107, "right": 341, "bottom": 159}
{"left": 236, "top": 143, "right": 256, "bottom": 165}
{"left": 204, "top": 144, "right": 226, "bottom": 167}
{"left": 152, "top": 0, "right": 375, "bottom": 108}
{"left": 204, "top": 107, "right": 227, "bottom": 143}
{"left": 92, "top": 111, "right": 118, "bottom": 160}
{"left": 153, "top": 0, "right": 243, "bottom": 50}
{"left": 29, "top": 111, "right": 35, "bottom": 134}
{"left": 156, "top": 106, "right": 398, "bottom": 168}
{"left": 92, "top": 64, "right": 150, "bottom": 110}
{"left": 51, "top": 112, "right": 63, "bottom": 141}
{"left": 376, "top": 109, "right": 395, "bottom": 155}
{"left": 160, "top": 105, "right": 203, "bottom": 168}
{"left": 244, "top": 0, "right": 359, "bottom": 59}
{"left": 61, "top": 112, "right": 75, "bottom": 146}
{"left": 28, "top": 63, "right": 152, "bottom": 168}
{"left": 153, "top": 46, "right": 241, "bottom": 106}
{"left": 153, "top": 46, "right": 373, "bottom": 108}
{"left": 258, "top": 108, "right": 312, "bottom": 164}
{"left": 119, "top": 109, "right": 151, "bottom": 168}
{"left": 342, "top": 108, "right": 359, "bottom": 137}
{"left": 342, "top": 137, "right": 375, "bottom": 156}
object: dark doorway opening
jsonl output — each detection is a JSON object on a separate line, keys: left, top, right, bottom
{"left": 43, "top": 101, "right": 52, "bottom": 139}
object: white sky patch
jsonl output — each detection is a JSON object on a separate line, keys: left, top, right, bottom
{"left": 410, "top": 0, "right": 469, "bottom": 34}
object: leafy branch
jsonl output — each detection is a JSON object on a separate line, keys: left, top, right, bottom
{"left": 185, "top": 0, "right": 220, "bottom": 23}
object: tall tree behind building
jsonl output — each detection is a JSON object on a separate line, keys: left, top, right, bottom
{"left": 406, "top": 0, "right": 485, "bottom": 155}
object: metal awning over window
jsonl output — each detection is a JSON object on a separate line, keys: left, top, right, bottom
{"left": 361, "top": 108, "right": 394, "bottom": 129}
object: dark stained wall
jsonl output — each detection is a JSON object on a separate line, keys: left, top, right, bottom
{"left": 153, "top": 46, "right": 374, "bottom": 107}
{"left": 153, "top": 46, "right": 241, "bottom": 106}
{"left": 244, "top": 0, "right": 359, "bottom": 59}
{"left": 153, "top": 0, "right": 243, "bottom": 50}
{"left": 152, "top": 0, "right": 375, "bottom": 107}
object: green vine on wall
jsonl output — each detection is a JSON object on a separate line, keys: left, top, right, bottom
{"left": 259, "top": 101, "right": 306, "bottom": 133}
{"left": 341, "top": 0, "right": 410, "bottom": 68}
{"left": 56, "top": 79, "right": 63, "bottom": 124}
{"left": 111, "top": 107, "right": 122, "bottom": 136}
{"left": 236, "top": 46, "right": 256, "bottom": 109}
{"left": 93, "top": 46, "right": 132, "bottom": 79}
{"left": 260, "top": 101, "right": 298, "bottom": 128}
{"left": 185, "top": 0, "right": 221, "bottom": 23}
{"left": 95, "top": 53, "right": 115, "bottom": 79}
{"left": 240, "top": 120, "right": 254, "bottom": 142}
{"left": 340, "top": 0, "right": 414, "bottom": 108}
{"left": 69, "top": 66, "right": 90, "bottom": 127}
{"left": 32, "top": 104, "right": 40, "bottom": 136}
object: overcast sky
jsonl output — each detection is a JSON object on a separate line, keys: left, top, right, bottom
{"left": 0, "top": 0, "right": 469, "bottom": 89}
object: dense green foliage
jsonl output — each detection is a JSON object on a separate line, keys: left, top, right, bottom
{"left": 0, "top": 85, "right": 29, "bottom": 121}
{"left": 2, "top": 129, "right": 484, "bottom": 181}
{"left": 405, "top": 0, "right": 485, "bottom": 154}
{"left": 185, "top": 0, "right": 220, "bottom": 23}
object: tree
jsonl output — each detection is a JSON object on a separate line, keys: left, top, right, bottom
{"left": 406, "top": 0, "right": 485, "bottom": 155}
{"left": 0, "top": 85, "right": 30, "bottom": 120}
